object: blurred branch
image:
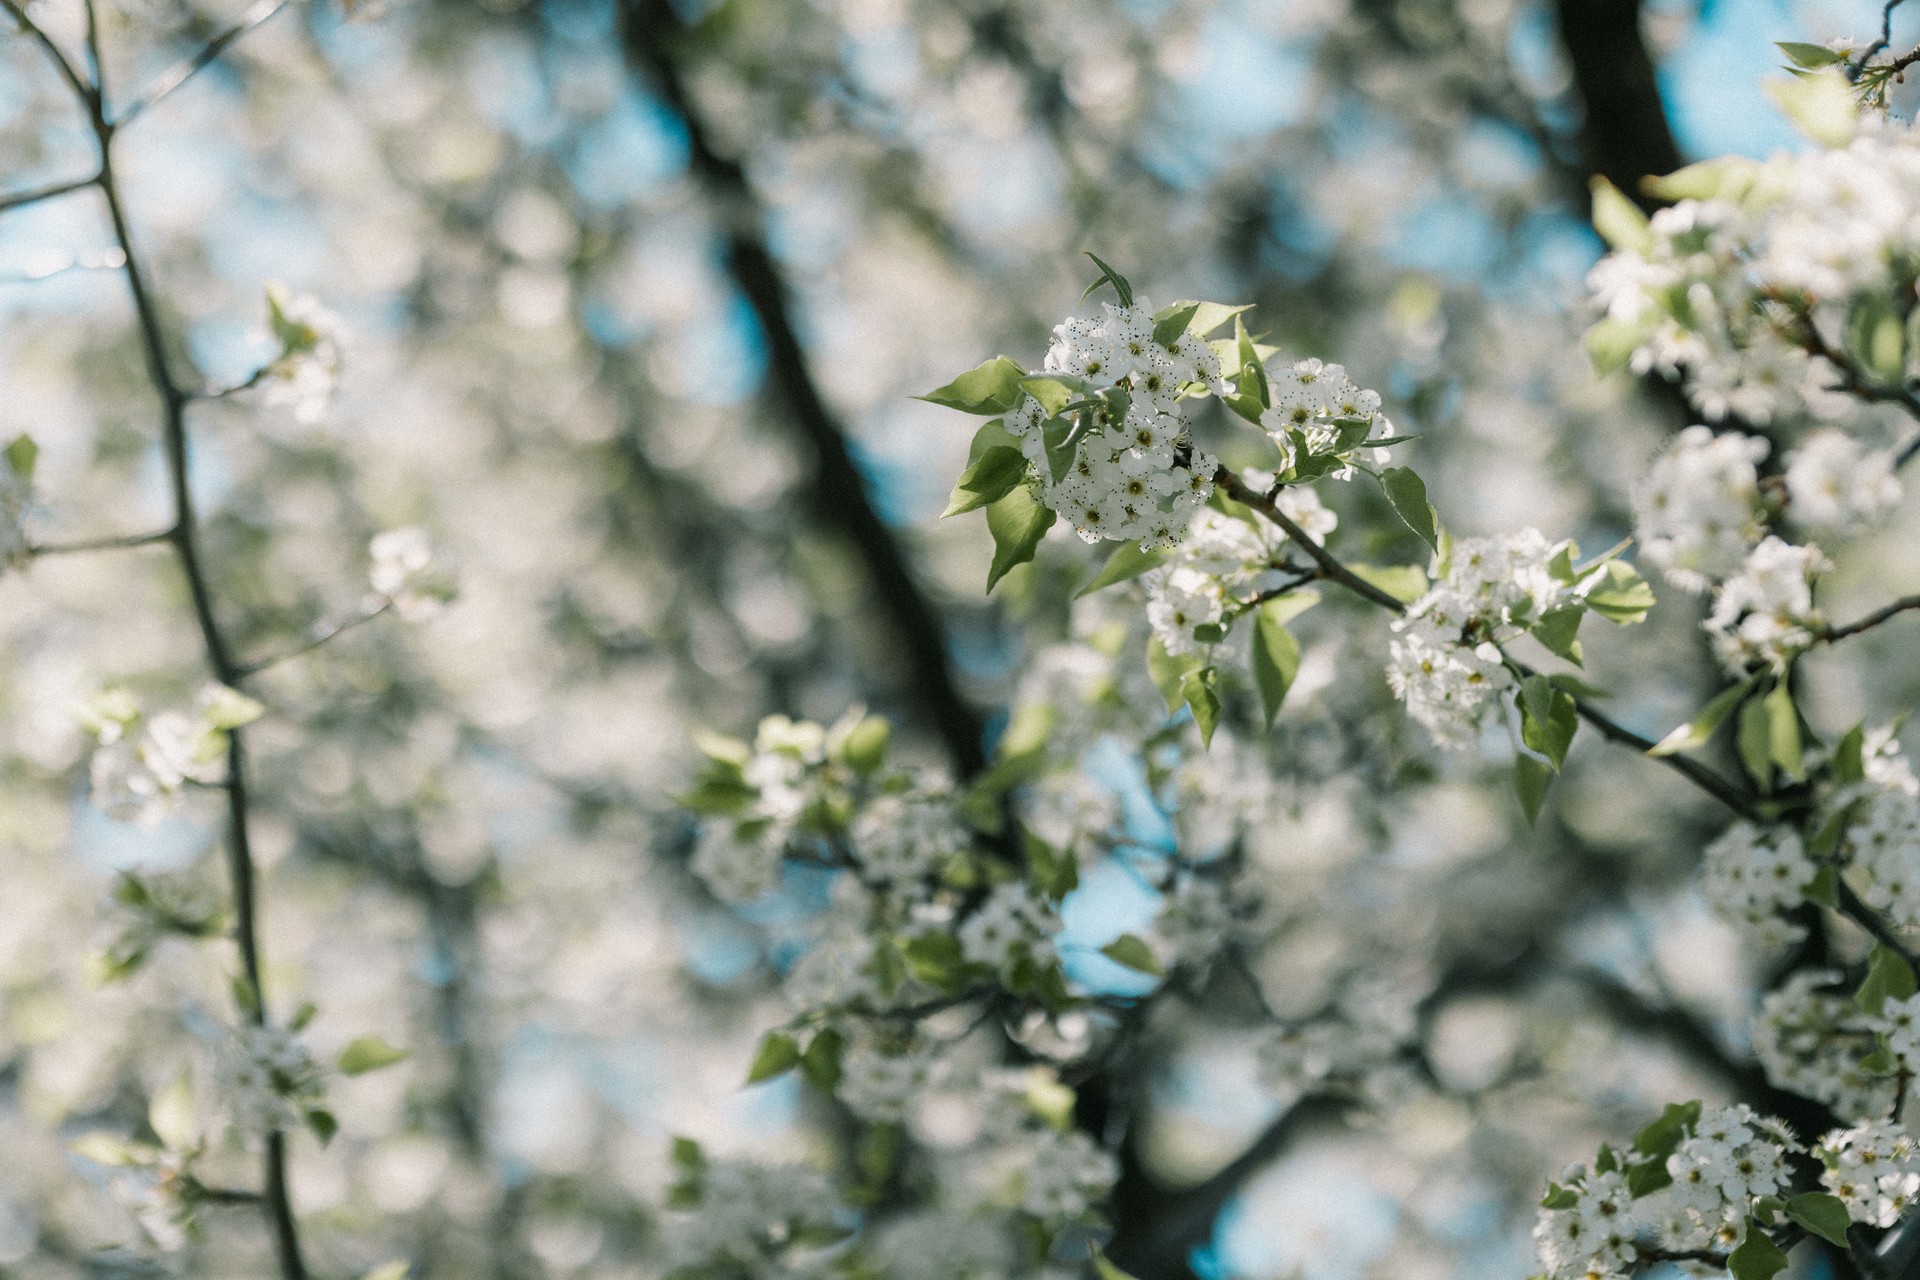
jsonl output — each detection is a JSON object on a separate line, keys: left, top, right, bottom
{"left": 237, "top": 602, "right": 390, "bottom": 676}
{"left": 1553, "top": 0, "right": 1682, "bottom": 212}
{"left": 1851, "top": 0, "right": 1913, "bottom": 76}
{"left": 27, "top": 527, "right": 173, "bottom": 555}
{"left": 0, "top": 172, "right": 99, "bottom": 215}
{"left": 8, "top": 10, "right": 311, "bottom": 1275}
{"left": 619, "top": 0, "right": 987, "bottom": 778}
{"left": 112, "top": 0, "right": 291, "bottom": 127}
{"left": 1823, "top": 594, "right": 1920, "bottom": 644}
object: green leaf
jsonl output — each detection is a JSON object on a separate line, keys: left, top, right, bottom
{"left": 1807, "top": 865, "right": 1840, "bottom": 909}
{"left": 1019, "top": 376, "right": 1080, "bottom": 418}
{"left": 1586, "top": 318, "right": 1646, "bottom": 376}
{"left": 1024, "top": 1074, "right": 1077, "bottom": 1132}
{"left": 305, "top": 1109, "right": 338, "bottom": 1146}
{"left": 1728, "top": 1222, "right": 1789, "bottom": 1280}
{"left": 1583, "top": 560, "right": 1655, "bottom": 625}
{"left": 1785, "top": 1192, "right": 1853, "bottom": 1248}
{"left": 1765, "top": 68, "right": 1858, "bottom": 148}
{"left": 149, "top": 1075, "right": 198, "bottom": 1151}
{"left": 1519, "top": 690, "right": 1577, "bottom": 771}
{"left": 1589, "top": 176, "right": 1653, "bottom": 257}
{"left": 1766, "top": 680, "right": 1803, "bottom": 782}
{"left": 1147, "top": 638, "right": 1204, "bottom": 715}
{"left": 835, "top": 716, "right": 890, "bottom": 773}
{"left": 1251, "top": 601, "right": 1303, "bottom": 727}
{"left": 1856, "top": 944, "right": 1917, "bottom": 1015}
{"left": 1514, "top": 753, "right": 1552, "bottom": 825}
{"left": 1531, "top": 606, "right": 1584, "bottom": 666}
{"left": 1100, "top": 933, "right": 1163, "bottom": 977}
{"left": 1644, "top": 156, "right": 1761, "bottom": 203}
{"left": 4, "top": 433, "right": 37, "bottom": 481}
{"left": 1632, "top": 1101, "right": 1700, "bottom": 1161}
{"left": 337, "top": 1036, "right": 409, "bottom": 1076}
{"left": 997, "top": 699, "right": 1056, "bottom": 764}
{"left": 1849, "top": 296, "right": 1907, "bottom": 385}
{"left": 1739, "top": 693, "right": 1776, "bottom": 790}
{"left": 1077, "top": 541, "right": 1168, "bottom": 598}
{"left": 1233, "top": 315, "right": 1268, "bottom": 409}
{"left": 1180, "top": 668, "right": 1220, "bottom": 747}
{"left": 1151, "top": 302, "right": 1201, "bottom": 347}
{"left": 903, "top": 931, "right": 968, "bottom": 992}
{"left": 1153, "top": 300, "right": 1249, "bottom": 347}
{"left": 670, "top": 1135, "right": 705, "bottom": 1175}
{"left": 918, "top": 356, "right": 1028, "bottom": 414}
{"left": 1626, "top": 1159, "right": 1672, "bottom": 1197}
{"left": 1379, "top": 467, "right": 1438, "bottom": 550}
{"left": 1595, "top": 1143, "right": 1619, "bottom": 1174}
{"left": 70, "top": 1132, "right": 155, "bottom": 1167}
{"left": 984, "top": 485, "right": 1056, "bottom": 592}
{"left": 1778, "top": 41, "right": 1844, "bottom": 70}
{"left": 362, "top": 1264, "right": 412, "bottom": 1280}
{"left": 1348, "top": 563, "right": 1428, "bottom": 604}
{"left": 944, "top": 434, "right": 1029, "bottom": 517}
{"left": 1539, "top": 1183, "right": 1578, "bottom": 1211}
{"left": 1082, "top": 253, "right": 1134, "bottom": 308}
{"left": 746, "top": 1031, "right": 801, "bottom": 1084}
{"left": 1835, "top": 724, "right": 1866, "bottom": 785}
{"left": 800, "top": 1027, "right": 845, "bottom": 1092}
{"left": 1521, "top": 674, "right": 1555, "bottom": 735}
{"left": 1649, "top": 679, "right": 1754, "bottom": 757}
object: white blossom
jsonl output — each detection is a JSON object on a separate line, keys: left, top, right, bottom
{"left": 1817, "top": 1120, "right": 1920, "bottom": 1227}
{"left": 1700, "top": 821, "right": 1816, "bottom": 949}
{"left": 1631, "top": 426, "right": 1767, "bottom": 592}
{"left": 1704, "top": 536, "right": 1828, "bottom": 673}
{"left": 259, "top": 282, "right": 344, "bottom": 425}
{"left": 1786, "top": 429, "right": 1901, "bottom": 536}
{"left": 369, "top": 527, "right": 456, "bottom": 621}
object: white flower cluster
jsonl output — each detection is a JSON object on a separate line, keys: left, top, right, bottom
{"left": 1537, "top": 1105, "right": 1799, "bottom": 1277}
{"left": 1755, "top": 971, "right": 1895, "bottom": 1121}
{"left": 1257, "top": 977, "right": 1420, "bottom": 1104}
{"left": 1258, "top": 358, "right": 1399, "bottom": 476}
{"left": 1700, "top": 821, "right": 1817, "bottom": 949}
{"left": 836, "top": 1043, "right": 946, "bottom": 1123}
{"left": 1871, "top": 992, "right": 1920, "bottom": 1073}
{"left": 1532, "top": 1170, "right": 1639, "bottom": 1280}
{"left": 1704, "top": 536, "right": 1829, "bottom": 673}
{"left": 1817, "top": 1120, "right": 1920, "bottom": 1227}
{"left": 369, "top": 527, "right": 456, "bottom": 621}
{"left": 1011, "top": 300, "right": 1221, "bottom": 547}
{"left": 1154, "top": 876, "right": 1241, "bottom": 969}
{"left": 1015, "top": 1127, "right": 1117, "bottom": 1220}
{"left": 691, "top": 716, "right": 831, "bottom": 904}
{"left": 1588, "top": 120, "right": 1920, "bottom": 428}
{"left": 1846, "top": 756, "right": 1920, "bottom": 930}
{"left": 1786, "top": 428, "right": 1902, "bottom": 536}
{"left": 1632, "top": 426, "right": 1768, "bottom": 592}
{"left": 260, "top": 281, "right": 344, "bottom": 426}
{"left": 957, "top": 883, "right": 1059, "bottom": 975}
{"left": 80, "top": 685, "right": 265, "bottom": 826}
{"left": 663, "top": 1158, "right": 845, "bottom": 1275}
{"left": 1387, "top": 529, "right": 1572, "bottom": 747}
{"left": 850, "top": 791, "right": 969, "bottom": 884}
{"left": 214, "top": 1023, "right": 326, "bottom": 1137}
{"left": 1141, "top": 497, "right": 1332, "bottom": 658}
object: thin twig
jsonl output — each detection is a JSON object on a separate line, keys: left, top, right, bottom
{"left": 1823, "top": 594, "right": 1920, "bottom": 644}
{"left": 1838, "top": 879, "right": 1920, "bottom": 973}
{"left": 10, "top": 14, "right": 312, "bottom": 1277}
{"left": 112, "top": 0, "right": 291, "bottom": 127}
{"left": 237, "top": 602, "right": 390, "bottom": 676}
{"left": 0, "top": 172, "right": 100, "bottom": 215}
{"left": 192, "top": 364, "right": 271, "bottom": 401}
{"left": 1214, "top": 467, "right": 1407, "bottom": 612}
{"left": 1851, "top": 0, "right": 1910, "bottom": 75}
{"left": 27, "top": 527, "right": 175, "bottom": 556}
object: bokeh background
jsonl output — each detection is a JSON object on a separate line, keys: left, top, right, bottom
{"left": 4, "top": 0, "right": 1920, "bottom": 1276}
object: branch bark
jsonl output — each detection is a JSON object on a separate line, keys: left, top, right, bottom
{"left": 619, "top": 0, "right": 986, "bottom": 778}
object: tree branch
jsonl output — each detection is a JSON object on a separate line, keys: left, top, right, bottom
{"left": 112, "top": 0, "right": 291, "bottom": 127}
{"left": 0, "top": 171, "right": 99, "bottom": 215}
{"left": 619, "top": 0, "right": 986, "bottom": 778}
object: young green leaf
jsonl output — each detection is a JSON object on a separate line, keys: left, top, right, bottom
{"left": 338, "top": 1036, "right": 410, "bottom": 1076}
{"left": 1583, "top": 560, "right": 1655, "bottom": 625}
{"left": 1765, "top": 68, "right": 1858, "bottom": 148}
{"left": 1151, "top": 302, "right": 1201, "bottom": 347}
{"left": 1785, "top": 1192, "right": 1852, "bottom": 1248}
{"left": 1348, "top": 563, "right": 1429, "bottom": 604}
{"left": 1531, "top": 606, "right": 1584, "bottom": 666}
{"left": 4, "top": 433, "right": 37, "bottom": 481}
{"left": 1519, "top": 691, "right": 1577, "bottom": 770}
{"left": 1589, "top": 176, "right": 1654, "bottom": 257}
{"left": 362, "top": 1264, "right": 412, "bottom": 1280}
{"left": 1019, "top": 376, "right": 1080, "bottom": 417}
{"left": 800, "top": 1027, "right": 846, "bottom": 1092}
{"left": 1766, "top": 679, "right": 1803, "bottom": 781}
{"left": 1379, "top": 467, "right": 1438, "bottom": 550}
{"left": 1091, "top": 1246, "right": 1143, "bottom": 1280}
{"left": 1727, "top": 1222, "right": 1789, "bottom": 1280}
{"left": 1778, "top": 41, "right": 1843, "bottom": 70}
{"left": 1147, "top": 637, "right": 1204, "bottom": 715}
{"left": 1180, "top": 668, "right": 1221, "bottom": 747}
{"left": 746, "top": 1031, "right": 801, "bottom": 1084}
{"left": 1251, "top": 601, "right": 1302, "bottom": 727}
{"left": 1077, "top": 541, "right": 1168, "bottom": 598}
{"left": 149, "top": 1075, "right": 198, "bottom": 1151}
{"left": 305, "top": 1109, "right": 339, "bottom": 1146}
{"left": 918, "top": 356, "right": 1028, "bottom": 414}
{"left": 984, "top": 485, "right": 1056, "bottom": 591}
{"left": 1100, "top": 933, "right": 1163, "bottom": 977}
{"left": 1835, "top": 724, "right": 1866, "bottom": 785}
{"left": 1856, "top": 944, "right": 1917, "bottom": 1015}
{"left": 1648, "top": 679, "right": 1754, "bottom": 757}
{"left": 1515, "top": 752, "right": 1552, "bottom": 825}
{"left": 1082, "top": 252, "right": 1134, "bottom": 308}
{"left": 1738, "top": 693, "right": 1776, "bottom": 790}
